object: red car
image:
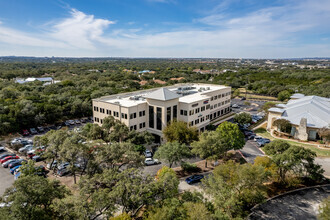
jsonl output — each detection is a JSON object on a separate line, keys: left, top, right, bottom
{"left": 0, "top": 156, "right": 19, "bottom": 164}
{"left": 22, "top": 129, "right": 30, "bottom": 136}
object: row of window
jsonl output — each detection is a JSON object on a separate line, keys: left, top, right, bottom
{"left": 94, "top": 106, "right": 146, "bottom": 120}
{"left": 188, "top": 107, "right": 231, "bottom": 126}
{"left": 210, "top": 92, "right": 231, "bottom": 101}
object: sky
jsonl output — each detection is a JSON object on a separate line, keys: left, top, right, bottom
{"left": 0, "top": 0, "right": 329, "bottom": 58}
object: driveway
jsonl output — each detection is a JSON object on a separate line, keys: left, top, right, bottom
{"left": 0, "top": 151, "right": 15, "bottom": 196}
{"left": 315, "top": 158, "right": 330, "bottom": 178}
{"left": 240, "top": 140, "right": 265, "bottom": 163}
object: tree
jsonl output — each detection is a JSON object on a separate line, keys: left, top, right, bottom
{"left": 277, "top": 90, "right": 291, "bottom": 101}
{"left": 254, "top": 156, "right": 278, "bottom": 180}
{"left": 203, "top": 160, "right": 269, "bottom": 218}
{"left": 216, "top": 121, "right": 245, "bottom": 151}
{"left": 234, "top": 112, "right": 252, "bottom": 126}
{"left": 58, "top": 134, "right": 87, "bottom": 184}
{"left": 261, "top": 101, "right": 276, "bottom": 113}
{"left": 318, "top": 126, "right": 330, "bottom": 144}
{"left": 191, "top": 131, "right": 226, "bottom": 168}
{"left": 273, "top": 118, "right": 292, "bottom": 133}
{"left": 264, "top": 140, "right": 324, "bottom": 182}
{"left": 163, "top": 120, "right": 198, "bottom": 145}
{"left": 232, "top": 89, "right": 240, "bottom": 98}
{"left": 0, "top": 176, "right": 69, "bottom": 220}
{"left": 154, "top": 141, "right": 191, "bottom": 168}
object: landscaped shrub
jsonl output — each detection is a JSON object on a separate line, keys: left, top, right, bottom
{"left": 181, "top": 162, "right": 201, "bottom": 173}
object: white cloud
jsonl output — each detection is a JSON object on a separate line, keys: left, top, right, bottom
{"left": 0, "top": 1, "right": 329, "bottom": 58}
{"left": 50, "top": 9, "right": 115, "bottom": 49}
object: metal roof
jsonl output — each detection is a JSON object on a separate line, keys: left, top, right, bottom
{"left": 145, "top": 88, "right": 181, "bottom": 101}
{"left": 275, "top": 96, "right": 330, "bottom": 128}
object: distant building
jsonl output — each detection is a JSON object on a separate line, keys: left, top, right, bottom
{"left": 267, "top": 94, "right": 330, "bottom": 141}
{"left": 15, "top": 77, "right": 57, "bottom": 85}
{"left": 93, "top": 83, "right": 232, "bottom": 143}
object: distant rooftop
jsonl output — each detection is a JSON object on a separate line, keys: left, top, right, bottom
{"left": 94, "top": 83, "right": 230, "bottom": 107}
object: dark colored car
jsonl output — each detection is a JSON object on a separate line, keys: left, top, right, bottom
{"left": 185, "top": 174, "right": 204, "bottom": 184}
{"left": 37, "top": 126, "right": 44, "bottom": 133}
{"left": 29, "top": 128, "right": 38, "bottom": 135}
{"left": 22, "top": 129, "right": 30, "bottom": 136}
{"left": 2, "top": 159, "right": 20, "bottom": 168}
{"left": 263, "top": 138, "right": 271, "bottom": 144}
{"left": 0, "top": 153, "right": 16, "bottom": 160}
{"left": 0, "top": 156, "right": 19, "bottom": 164}
{"left": 8, "top": 159, "right": 26, "bottom": 169}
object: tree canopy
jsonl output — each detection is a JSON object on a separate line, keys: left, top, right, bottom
{"left": 163, "top": 120, "right": 199, "bottom": 145}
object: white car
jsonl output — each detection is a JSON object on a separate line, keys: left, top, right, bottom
{"left": 144, "top": 158, "right": 160, "bottom": 166}
{"left": 0, "top": 146, "right": 5, "bottom": 152}
{"left": 144, "top": 150, "right": 152, "bottom": 158}
{"left": 232, "top": 104, "right": 239, "bottom": 108}
{"left": 10, "top": 138, "right": 22, "bottom": 145}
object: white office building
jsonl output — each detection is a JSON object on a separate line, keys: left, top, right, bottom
{"left": 92, "top": 83, "right": 232, "bottom": 143}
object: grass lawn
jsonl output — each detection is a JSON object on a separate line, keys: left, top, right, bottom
{"left": 255, "top": 128, "right": 330, "bottom": 157}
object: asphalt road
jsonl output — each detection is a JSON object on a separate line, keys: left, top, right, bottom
{"left": 0, "top": 151, "right": 15, "bottom": 196}
{"left": 239, "top": 140, "right": 265, "bottom": 163}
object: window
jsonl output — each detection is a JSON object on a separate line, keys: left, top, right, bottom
{"left": 173, "top": 105, "right": 177, "bottom": 120}
{"left": 189, "top": 110, "right": 194, "bottom": 116}
{"left": 222, "top": 94, "right": 225, "bottom": 97}
{"left": 189, "top": 121, "right": 193, "bottom": 126}
{"left": 149, "top": 106, "right": 154, "bottom": 128}
{"left": 214, "top": 96, "right": 217, "bottom": 100}
{"left": 100, "top": 108, "right": 105, "bottom": 113}
{"left": 130, "top": 113, "right": 137, "bottom": 119}
{"left": 218, "top": 95, "right": 221, "bottom": 98}
{"left": 214, "top": 104, "right": 217, "bottom": 108}
{"left": 106, "top": 109, "right": 111, "bottom": 115}
{"left": 195, "top": 119, "right": 199, "bottom": 124}
{"left": 211, "top": 97, "right": 214, "bottom": 101}
{"left": 167, "top": 107, "right": 171, "bottom": 124}
{"left": 180, "top": 110, "right": 184, "bottom": 115}
{"left": 192, "top": 103, "right": 198, "bottom": 107}
{"left": 201, "top": 117, "right": 205, "bottom": 122}
{"left": 100, "top": 119, "right": 103, "bottom": 124}
{"left": 201, "top": 106, "right": 205, "bottom": 111}
{"left": 195, "top": 108, "right": 200, "bottom": 114}
{"left": 134, "top": 125, "right": 137, "bottom": 130}
{"left": 140, "top": 123, "right": 143, "bottom": 129}
{"left": 206, "top": 115, "right": 209, "bottom": 120}
{"left": 213, "top": 112, "right": 216, "bottom": 118}
{"left": 183, "top": 110, "right": 187, "bottom": 116}
{"left": 217, "top": 111, "right": 220, "bottom": 116}
{"left": 113, "top": 111, "right": 119, "bottom": 117}
{"left": 94, "top": 106, "right": 99, "bottom": 112}
{"left": 156, "top": 107, "right": 162, "bottom": 130}
{"left": 139, "top": 110, "right": 145, "bottom": 117}
{"left": 206, "top": 104, "right": 210, "bottom": 109}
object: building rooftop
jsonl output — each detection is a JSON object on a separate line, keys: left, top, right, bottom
{"left": 145, "top": 88, "right": 181, "bottom": 101}
{"left": 269, "top": 95, "right": 330, "bottom": 128}
{"left": 95, "top": 83, "right": 230, "bottom": 107}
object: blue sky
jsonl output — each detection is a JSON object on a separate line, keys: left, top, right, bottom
{"left": 0, "top": 0, "right": 329, "bottom": 58}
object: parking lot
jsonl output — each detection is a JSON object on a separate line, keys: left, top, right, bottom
{"left": 0, "top": 151, "right": 15, "bottom": 196}
{"left": 231, "top": 98, "right": 266, "bottom": 115}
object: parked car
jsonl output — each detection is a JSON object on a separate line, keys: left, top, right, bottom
{"left": 57, "top": 162, "right": 69, "bottom": 170}
{"left": 10, "top": 138, "right": 22, "bottom": 145}
{"left": 37, "top": 126, "right": 44, "bottom": 133}
{"left": 248, "top": 135, "right": 256, "bottom": 140}
{"left": 10, "top": 165, "right": 22, "bottom": 175}
{"left": 0, "top": 153, "right": 16, "bottom": 160}
{"left": 47, "top": 160, "right": 57, "bottom": 169}
{"left": 144, "top": 158, "right": 160, "bottom": 166}
{"left": 263, "top": 138, "right": 271, "bottom": 144}
{"left": 57, "top": 167, "right": 70, "bottom": 177}
{"left": 144, "top": 150, "right": 152, "bottom": 158}
{"left": 64, "top": 121, "right": 70, "bottom": 127}
{"left": 74, "top": 119, "right": 81, "bottom": 124}
{"left": 22, "top": 129, "right": 30, "bottom": 136}
{"left": 254, "top": 136, "right": 263, "bottom": 142}
{"left": 8, "top": 159, "right": 26, "bottom": 169}
{"left": 68, "top": 120, "right": 75, "bottom": 125}
{"left": 19, "top": 145, "right": 33, "bottom": 154}
{"left": 32, "top": 155, "right": 44, "bottom": 162}
{"left": 0, "top": 156, "right": 19, "bottom": 164}
{"left": 185, "top": 175, "right": 204, "bottom": 184}
{"left": 232, "top": 104, "right": 239, "bottom": 108}
{"left": 27, "top": 150, "right": 36, "bottom": 159}
{"left": 19, "top": 139, "right": 33, "bottom": 146}
{"left": 29, "top": 128, "right": 38, "bottom": 135}
{"left": 0, "top": 146, "right": 5, "bottom": 152}
{"left": 2, "top": 159, "right": 20, "bottom": 168}
{"left": 256, "top": 139, "right": 265, "bottom": 147}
